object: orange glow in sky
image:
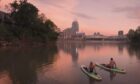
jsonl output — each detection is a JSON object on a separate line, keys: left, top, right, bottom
{"left": 0, "top": 0, "right": 140, "bottom": 35}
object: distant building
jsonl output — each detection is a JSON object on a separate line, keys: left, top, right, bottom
{"left": 85, "top": 34, "right": 106, "bottom": 41}
{"left": 85, "top": 31, "right": 128, "bottom": 42}
{"left": 59, "top": 20, "right": 83, "bottom": 40}
{"left": 71, "top": 20, "right": 79, "bottom": 32}
{"left": 74, "top": 32, "right": 85, "bottom": 40}
{"left": 0, "top": 11, "right": 14, "bottom": 24}
{"left": 93, "top": 32, "right": 103, "bottom": 36}
{"left": 58, "top": 22, "right": 128, "bottom": 42}
{"left": 118, "top": 30, "right": 124, "bottom": 36}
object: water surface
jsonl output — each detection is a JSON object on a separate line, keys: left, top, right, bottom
{"left": 0, "top": 42, "right": 140, "bottom": 84}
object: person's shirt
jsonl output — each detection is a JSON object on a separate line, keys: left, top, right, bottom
{"left": 89, "top": 64, "right": 95, "bottom": 69}
{"left": 109, "top": 60, "right": 116, "bottom": 67}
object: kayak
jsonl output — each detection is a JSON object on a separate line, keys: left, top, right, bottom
{"left": 96, "top": 63, "right": 126, "bottom": 73}
{"left": 81, "top": 65, "right": 102, "bottom": 81}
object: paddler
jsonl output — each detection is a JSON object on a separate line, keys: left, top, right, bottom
{"left": 107, "top": 58, "right": 116, "bottom": 68}
{"left": 89, "top": 62, "right": 96, "bottom": 73}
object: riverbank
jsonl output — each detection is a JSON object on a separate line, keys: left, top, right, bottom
{"left": 0, "top": 40, "right": 57, "bottom": 48}
{"left": 57, "top": 40, "right": 129, "bottom": 44}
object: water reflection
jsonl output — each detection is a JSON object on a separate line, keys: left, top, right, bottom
{"left": 0, "top": 45, "right": 58, "bottom": 84}
{"left": 118, "top": 44, "right": 124, "bottom": 54}
{"left": 57, "top": 42, "right": 84, "bottom": 64}
{"left": 85, "top": 43, "right": 104, "bottom": 51}
{"left": 89, "top": 77, "right": 96, "bottom": 84}
{"left": 127, "top": 44, "right": 140, "bottom": 59}
{"left": 57, "top": 42, "right": 128, "bottom": 63}
{"left": 109, "top": 72, "right": 116, "bottom": 81}
{"left": 0, "top": 42, "right": 140, "bottom": 84}
{"left": 57, "top": 42, "right": 140, "bottom": 61}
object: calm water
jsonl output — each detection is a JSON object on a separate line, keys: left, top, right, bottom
{"left": 0, "top": 42, "right": 140, "bottom": 84}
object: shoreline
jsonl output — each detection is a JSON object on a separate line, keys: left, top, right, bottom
{"left": 57, "top": 40, "right": 129, "bottom": 44}
{"left": 0, "top": 40, "right": 57, "bottom": 47}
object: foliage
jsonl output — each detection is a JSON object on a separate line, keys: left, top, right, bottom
{"left": 127, "top": 26, "right": 140, "bottom": 44}
{"left": 0, "top": 23, "right": 15, "bottom": 41}
{"left": 10, "top": 0, "right": 38, "bottom": 27}
{"left": 0, "top": 0, "right": 59, "bottom": 44}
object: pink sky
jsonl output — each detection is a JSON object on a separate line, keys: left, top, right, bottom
{"left": 0, "top": 0, "right": 140, "bottom": 35}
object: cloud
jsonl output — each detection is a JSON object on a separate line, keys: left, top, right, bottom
{"left": 36, "top": 0, "right": 64, "bottom": 9}
{"left": 113, "top": 5, "right": 140, "bottom": 20}
{"left": 71, "top": 11, "right": 96, "bottom": 20}
{"left": 36, "top": 0, "right": 78, "bottom": 10}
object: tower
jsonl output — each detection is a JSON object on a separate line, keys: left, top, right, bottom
{"left": 71, "top": 20, "right": 79, "bottom": 33}
{"left": 118, "top": 30, "right": 123, "bottom": 36}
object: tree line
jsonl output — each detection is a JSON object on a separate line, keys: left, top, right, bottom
{"left": 127, "top": 26, "right": 140, "bottom": 44}
{"left": 0, "top": 0, "right": 60, "bottom": 45}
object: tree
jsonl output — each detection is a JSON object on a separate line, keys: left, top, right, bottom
{"left": 127, "top": 26, "right": 140, "bottom": 44}
{"left": 0, "top": 23, "right": 14, "bottom": 41}
{"left": 10, "top": 0, "right": 38, "bottom": 27}
{"left": 0, "top": 0, "right": 59, "bottom": 44}
{"left": 135, "top": 26, "right": 140, "bottom": 34}
{"left": 10, "top": 0, "right": 19, "bottom": 14}
{"left": 127, "top": 29, "right": 135, "bottom": 40}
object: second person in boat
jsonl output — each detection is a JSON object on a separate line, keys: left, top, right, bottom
{"left": 107, "top": 58, "right": 117, "bottom": 68}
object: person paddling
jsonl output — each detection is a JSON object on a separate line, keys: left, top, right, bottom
{"left": 107, "top": 58, "right": 116, "bottom": 68}
{"left": 89, "top": 62, "right": 96, "bottom": 73}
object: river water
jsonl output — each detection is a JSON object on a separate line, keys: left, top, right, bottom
{"left": 0, "top": 42, "right": 140, "bottom": 84}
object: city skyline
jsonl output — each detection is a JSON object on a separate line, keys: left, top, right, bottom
{"left": 0, "top": 0, "right": 140, "bottom": 35}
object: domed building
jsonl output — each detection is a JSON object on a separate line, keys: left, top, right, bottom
{"left": 71, "top": 20, "right": 79, "bottom": 33}
{"left": 59, "top": 20, "right": 83, "bottom": 40}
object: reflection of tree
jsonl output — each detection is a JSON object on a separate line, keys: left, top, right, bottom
{"left": 127, "top": 44, "right": 140, "bottom": 59}
{"left": 0, "top": 45, "right": 58, "bottom": 84}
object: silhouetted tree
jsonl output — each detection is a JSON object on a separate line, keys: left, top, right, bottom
{"left": 127, "top": 26, "right": 140, "bottom": 44}
{"left": 0, "top": 0, "right": 59, "bottom": 44}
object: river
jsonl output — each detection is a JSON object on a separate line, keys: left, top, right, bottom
{"left": 0, "top": 42, "right": 140, "bottom": 84}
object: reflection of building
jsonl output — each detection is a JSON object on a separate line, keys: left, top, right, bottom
{"left": 57, "top": 42, "right": 83, "bottom": 63}
{"left": 118, "top": 44, "right": 124, "bottom": 54}
{"left": 58, "top": 20, "right": 85, "bottom": 40}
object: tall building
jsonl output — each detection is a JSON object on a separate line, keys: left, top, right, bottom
{"left": 71, "top": 20, "right": 79, "bottom": 33}
{"left": 58, "top": 20, "right": 80, "bottom": 40}
{"left": 118, "top": 30, "right": 124, "bottom": 36}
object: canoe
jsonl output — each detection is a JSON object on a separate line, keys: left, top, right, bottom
{"left": 81, "top": 65, "right": 102, "bottom": 81}
{"left": 96, "top": 63, "right": 126, "bottom": 73}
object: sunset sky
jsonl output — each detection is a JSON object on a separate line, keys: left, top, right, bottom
{"left": 0, "top": 0, "right": 140, "bottom": 35}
